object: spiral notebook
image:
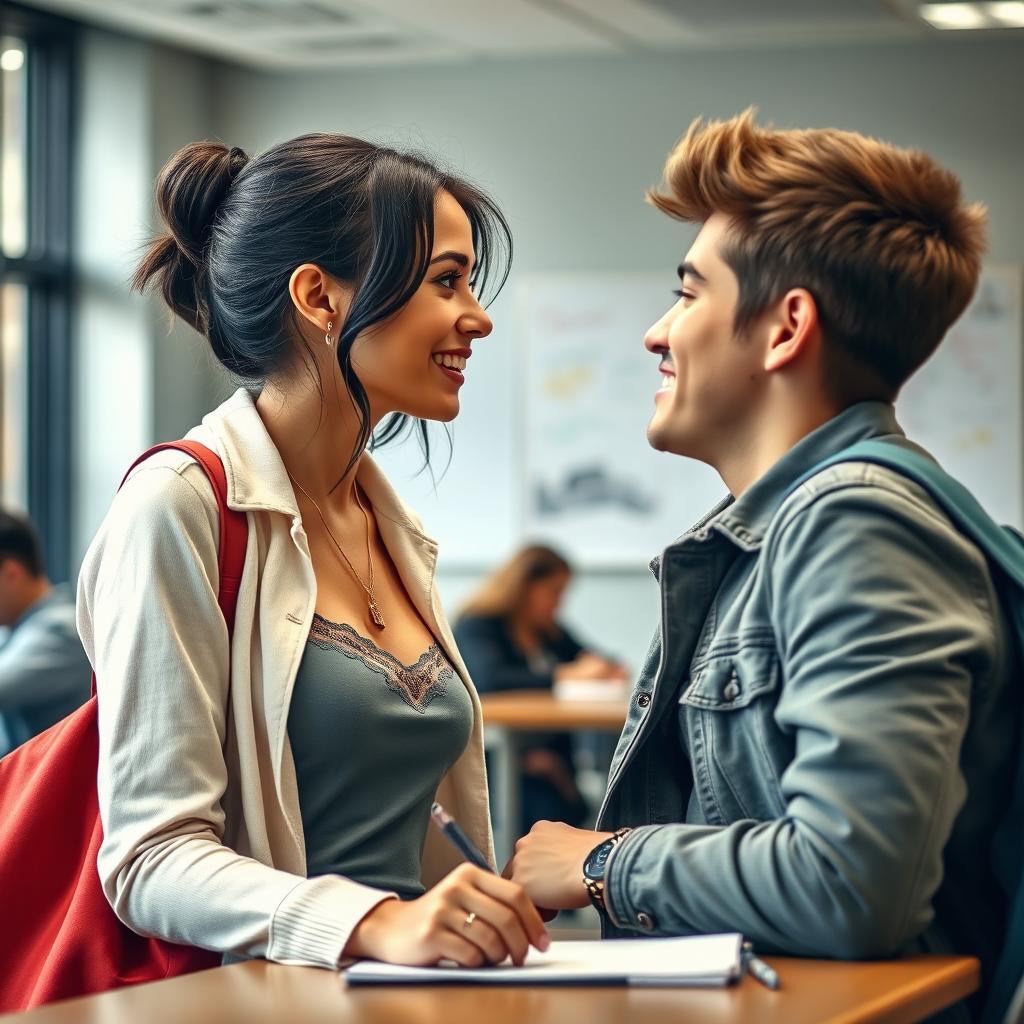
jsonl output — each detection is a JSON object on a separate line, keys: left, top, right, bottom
{"left": 345, "top": 932, "right": 744, "bottom": 987}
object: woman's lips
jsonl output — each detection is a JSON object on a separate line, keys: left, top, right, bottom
{"left": 435, "top": 362, "right": 465, "bottom": 387}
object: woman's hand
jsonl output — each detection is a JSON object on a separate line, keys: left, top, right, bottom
{"left": 344, "top": 864, "right": 550, "bottom": 967}
{"left": 555, "top": 652, "right": 627, "bottom": 682}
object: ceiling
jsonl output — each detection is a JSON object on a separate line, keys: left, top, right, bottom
{"left": 9, "top": 0, "right": 1022, "bottom": 69}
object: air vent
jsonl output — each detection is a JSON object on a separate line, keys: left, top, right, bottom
{"left": 177, "top": 0, "right": 354, "bottom": 31}
{"left": 278, "top": 32, "right": 404, "bottom": 51}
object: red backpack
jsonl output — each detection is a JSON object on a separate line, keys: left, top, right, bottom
{"left": 0, "top": 442, "right": 247, "bottom": 1012}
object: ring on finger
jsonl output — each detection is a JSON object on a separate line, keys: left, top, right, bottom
{"left": 463, "top": 911, "right": 477, "bottom": 931}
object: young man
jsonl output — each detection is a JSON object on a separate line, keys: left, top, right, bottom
{"left": 506, "top": 112, "right": 1016, "bottom": 1011}
{"left": 0, "top": 510, "right": 91, "bottom": 757}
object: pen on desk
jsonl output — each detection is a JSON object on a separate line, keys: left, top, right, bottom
{"left": 430, "top": 802, "right": 494, "bottom": 872}
{"left": 742, "top": 942, "right": 780, "bottom": 990}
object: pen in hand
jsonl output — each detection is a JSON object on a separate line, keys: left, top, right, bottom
{"left": 430, "top": 802, "right": 495, "bottom": 872}
{"left": 742, "top": 942, "right": 780, "bottom": 990}
{"left": 430, "top": 802, "right": 551, "bottom": 961}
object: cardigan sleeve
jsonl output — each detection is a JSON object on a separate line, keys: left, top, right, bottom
{"left": 77, "top": 455, "right": 396, "bottom": 967}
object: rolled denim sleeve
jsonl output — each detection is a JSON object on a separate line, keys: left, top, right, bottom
{"left": 602, "top": 477, "right": 1000, "bottom": 958}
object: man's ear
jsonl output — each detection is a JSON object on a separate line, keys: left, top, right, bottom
{"left": 288, "top": 263, "right": 353, "bottom": 336}
{"left": 763, "top": 288, "right": 821, "bottom": 373}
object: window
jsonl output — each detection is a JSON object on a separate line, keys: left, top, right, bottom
{"left": 0, "top": 6, "right": 73, "bottom": 581}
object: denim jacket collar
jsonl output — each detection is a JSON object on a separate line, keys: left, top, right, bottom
{"left": 717, "top": 400, "right": 905, "bottom": 550}
{"left": 651, "top": 402, "right": 904, "bottom": 576}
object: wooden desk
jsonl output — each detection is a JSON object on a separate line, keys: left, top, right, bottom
{"left": 7, "top": 954, "right": 980, "bottom": 1024}
{"left": 480, "top": 690, "right": 627, "bottom": 862}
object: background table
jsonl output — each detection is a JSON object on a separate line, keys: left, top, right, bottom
{"left": 6, "top": 954, "right": 980, "bottom": 1024}
{"left": 480, "top": 689, "right": 628, "bottom": 863}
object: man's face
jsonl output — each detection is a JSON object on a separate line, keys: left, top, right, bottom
{"left": 0, "top": 559, "right": 24, "bottom": 627}
{"left": 644, "top": 213, "right": 765, "bottom": 464}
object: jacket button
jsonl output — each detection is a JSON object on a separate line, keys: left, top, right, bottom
{"left": 723, "top": 681, "right": 740, "bottom": 701}
{"left": 637, "top": 692, "right": 651, "bottom": 708}
{"left": 637, "top": 912, "right": 655, "bottom": 931}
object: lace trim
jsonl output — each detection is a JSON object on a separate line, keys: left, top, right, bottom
{"left": 308, "top": 614, "right": 454, "bottom": 713}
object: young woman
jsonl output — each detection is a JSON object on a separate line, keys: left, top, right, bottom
{"left": 454, "top": 545, "right": 628, "bottom": 831}
{"left": 76, "top": 135, "right": 548, "bottom": 972}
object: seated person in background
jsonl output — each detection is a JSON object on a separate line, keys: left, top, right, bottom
{"left": 0, "top": 510, "right": 91, "bottom": 758}
{"left": 455, "top": 544, "right": 628, "bottom": 832}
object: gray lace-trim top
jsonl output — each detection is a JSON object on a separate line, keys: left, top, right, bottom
{"left": 287, "top": 613, "right": 473, "bottom": 900}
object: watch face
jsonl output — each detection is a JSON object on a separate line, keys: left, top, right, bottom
{"left": 584, "top": 840, "right": 614, "bottom": 881}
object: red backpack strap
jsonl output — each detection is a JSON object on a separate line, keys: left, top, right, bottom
{"left": 119, "top": 441, "right": 248, "bottom": 631}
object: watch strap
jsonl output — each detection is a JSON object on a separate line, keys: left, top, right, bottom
{"left": 583, "top": 827, "right": 633, "bottom": 914}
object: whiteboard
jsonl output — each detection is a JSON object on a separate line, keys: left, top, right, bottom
{"left": 519, "top": 266, "right": 1023, "bottom": 566}
{"left": 896, "top": 264, "right": 1023, "bottom": 528}
{"left": 520, "top": 273, "right": 725, "bottom": 567}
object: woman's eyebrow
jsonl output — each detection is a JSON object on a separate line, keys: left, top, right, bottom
{"left": 430, "top": 250, "right": 473, "bottom": 269}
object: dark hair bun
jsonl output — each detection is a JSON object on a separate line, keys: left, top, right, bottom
{"left": 132, "top": 141, "right": 248, "bottom": 332}
{"left": 158, "top": 142, "right": 248, "bottom": 265}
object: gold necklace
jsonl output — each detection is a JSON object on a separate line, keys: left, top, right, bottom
{"left": 288, "top": 473, "right": 386, "bottom": 630}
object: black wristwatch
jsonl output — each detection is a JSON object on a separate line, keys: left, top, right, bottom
{"left": 582, "top": 827, "right": 632, "bottom": 915}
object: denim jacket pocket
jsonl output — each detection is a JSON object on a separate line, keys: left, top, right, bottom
{"left": 678, "top": 644, "right": 790, "bottom": 824}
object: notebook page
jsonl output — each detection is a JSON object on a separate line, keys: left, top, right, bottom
{"left": 345, "top": 933, "right": 743, "bottom": 986}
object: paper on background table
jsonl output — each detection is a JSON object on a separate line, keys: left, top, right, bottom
{"left": 345, "top": 933, "right": 743, "bottom": 987}
{"left": 552, "top": 678, "right": 631, "bottom": 703}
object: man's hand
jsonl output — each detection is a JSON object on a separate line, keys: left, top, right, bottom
{"left": 503, "top": 821, "right": 613, "bottom": 911}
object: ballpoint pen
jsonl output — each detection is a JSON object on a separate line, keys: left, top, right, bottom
{"left": 430, "top": 802, "right": 494, "bottom": 872}
{"left": 742, "top": 941, "right": 781, "bottom": 990}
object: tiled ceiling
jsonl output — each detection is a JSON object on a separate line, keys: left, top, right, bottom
{"left": 11, "top": 0, "right": 1020, "bottom": 68}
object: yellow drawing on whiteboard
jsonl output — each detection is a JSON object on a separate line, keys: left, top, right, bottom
{"left": 544, "top": 366, "right": 594, "bottom": 398}
{"left": 953, "top": 426, "right": 994, "bottom": 452}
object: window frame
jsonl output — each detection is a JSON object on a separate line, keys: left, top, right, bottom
{"left": 1, "top": 4, "right": 75, "bottom": 582}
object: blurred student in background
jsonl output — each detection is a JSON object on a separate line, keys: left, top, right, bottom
{"left": 0, "top": 510, "right": 91, "bottom": 758}
{"left": 455, "top": 544, "right": 627, "bottom": 832}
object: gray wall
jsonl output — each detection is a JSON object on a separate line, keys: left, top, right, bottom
{"left": 72, "top": 34, "right": 1024, "bottom": 668}
{"left": 147, "top": 46, "right": 229, "bottom": 444}
{"left": 206, "top": 39, "right": 1024, "bottom": 668}
{"left": 72, "top": 30, "right": 153, "bottom": 566}
{"left": 72, "top": 31, "right": 226, "bottom": 567}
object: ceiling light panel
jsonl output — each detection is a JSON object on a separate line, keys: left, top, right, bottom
{"left": 986, "top": 1, "right": 1024, "bottom": 26}
{"left": 919, "top": 3, "right": 994, "bottom": 29}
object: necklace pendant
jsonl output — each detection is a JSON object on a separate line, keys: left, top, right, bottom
{"left": 369, "top": 601, "right": 386, "bottom": 630}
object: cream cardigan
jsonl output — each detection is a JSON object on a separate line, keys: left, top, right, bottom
{"left": 76, "top": 388, "right": 494, "bottom": 967}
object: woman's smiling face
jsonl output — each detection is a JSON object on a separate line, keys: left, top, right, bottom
{"left": 349, "top": 190, "right": 494, "bottom": 424}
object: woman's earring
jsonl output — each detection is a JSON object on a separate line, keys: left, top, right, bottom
{"left": 325, "top": 321, "right": 333, "bottom": 347}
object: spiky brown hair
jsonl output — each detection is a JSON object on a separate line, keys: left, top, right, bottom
{"left": 648, "top": 109, "right": 987, "bottom": 399}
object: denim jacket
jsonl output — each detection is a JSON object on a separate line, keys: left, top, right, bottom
{"left": 597, "top": 403, "right": 1016, "bottom": 992}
